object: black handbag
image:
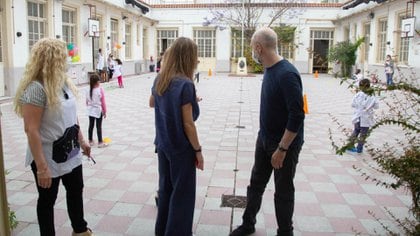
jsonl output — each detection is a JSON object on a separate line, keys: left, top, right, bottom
{"left": 52, "top": 124, "right": 80, "bottom": 163}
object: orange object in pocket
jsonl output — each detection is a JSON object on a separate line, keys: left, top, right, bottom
{"left": 303, "top": 94, "right": 309, "bottom": 114}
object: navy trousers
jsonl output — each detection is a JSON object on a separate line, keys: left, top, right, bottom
{"left": 155, "top": 148, "right": 196, "bottom": 236}
{"left": 350, "top": 122, "right": 369, "bottom": 152}
{"left": 242, "top": 135, "right": 300, "bottom": 236}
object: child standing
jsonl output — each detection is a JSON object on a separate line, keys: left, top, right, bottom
{"left": 107, "top": 54, "right": 115, "bottom": 80}
{"left": 86, "top": 74, "right": 108, "bottom": 148}
{"left": 348, "top": 79, "right": 379, "bottom": 153}
{"left": 96, "top": 48, "right": 106, "bottom": 82}
{"left": 384, "top": 54, "right": 394, "bottom": 86}
{"left": 351, "top": 69, "right": 363, "bottom": 90}
{"left": 156, "top": 52, "right": 164, "bottom": 73}
{"left": 114, "top": 59, "right": 124, "bottom": 88}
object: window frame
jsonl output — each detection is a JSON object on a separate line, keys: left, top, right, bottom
{"left": 125, "top": 23, "right": 132, "bottom": 59}
{"left": 396, "top": 13, "right": 410, "bottom": 64}
{"left": 193, "top": 29, "right": 216, "bottom": 58}
{"left": 278, "top": 41, "right": 295, "bottom": 60}
{"left": 143, "top": 28, "right": 148, "bottom": 60}
{"left": 156, "top": 29, "right": 178, "bottom": 54}
{"left": 137, "top": 24, "right": 141, "bottom": 46}
{"left": 376, "top": 18, "right": 388, "bottom": 63}
{"left": 231, "top": 28, "right": 241, "bottom": 58}
{"left": 362, "top": 22, "right": 371, "bottom": 63}
{"left": 27, "top": 1, "right": 47, "bottom": 50}
{"left": 110, "top": 18, "right": 119, "bottom": 58}
{"left": 275, "top": 26, "right": 295, "bottom": 60}
{"left": 62, "top": 6, "right": 77, "bottom": 46}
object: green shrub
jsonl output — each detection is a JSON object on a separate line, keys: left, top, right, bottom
{"left": 8, "top": 207, "right": 18, "bottom": 230}
{"left": 330, "top": 68, "right": 419, "bottom": 235}
{"left": 244, "top": 46, "right": 263, "bottom": 73}
{"left": 327, "top": 38, "right": 364, "bottom": 78}
{"left": 5, "top": 170, "right": 18, "bottom": 230}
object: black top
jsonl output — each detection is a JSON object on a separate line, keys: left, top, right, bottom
{"left": 259, "top": 59, "right": 305, "bottom": 148}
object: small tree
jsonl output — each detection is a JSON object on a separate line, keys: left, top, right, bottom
{"left": 273, "top": 25, "right": 296, "bottom": 44}
{"left": 327, "top": 37, "right": 364, "bottom": 77}
{"left": 329, "top": 67, "right": 420, "bottom": 235}
{"left": 203, "top": 0, "right": 304, "bottom": 72}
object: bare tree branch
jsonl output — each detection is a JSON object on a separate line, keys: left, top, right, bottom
{"left": 204, "top": 0, "right": 306, "bottom": 31}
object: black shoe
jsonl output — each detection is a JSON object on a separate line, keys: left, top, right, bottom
{"left": 230, "top": 225, "right": 255, "bottom": 236}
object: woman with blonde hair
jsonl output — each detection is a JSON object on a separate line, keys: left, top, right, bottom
{"left": 149, "top": 37, "right": 204, "bottom": 236}
{"left": 13, "top": 38, "right": 93, "bottom": 236}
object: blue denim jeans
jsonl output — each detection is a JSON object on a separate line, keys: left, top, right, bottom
{"left": 242, "top": 135, "right": 301, "bottom": 236}
{"left": 386, "top": 73, "right": 393, "bottom": 86}
{"left": 350, "top": 122, "right": 369, "bottom": 152}
{"left": 155, "top": 148, "right": 196, "bottom": 236}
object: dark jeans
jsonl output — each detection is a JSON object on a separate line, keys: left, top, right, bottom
{"left": 155, "top": 148, "right": 196, "bottom": 236}
{"left": 31, "top": 162, "right": 87, "bottom": 236}
{"left": 386, "top": 73, "right": 393, "bottom": 86}
{"left": 350, "top": 122, "right": 369, "bottom": 152}
{"left": 195, "top": 72, "right": 200, "bottom": 83}
{"left": 88, "top": 115, "right": 103, "bottom": 143}
{"left": 108, "top": 68, "right": 114, "bottom": 80}
{"left": 242, "top": 135, "right": 300, "bottom": 236}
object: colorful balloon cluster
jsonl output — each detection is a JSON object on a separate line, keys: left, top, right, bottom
{"left": 67, "top": 43, "right": 80, "bottom": 63}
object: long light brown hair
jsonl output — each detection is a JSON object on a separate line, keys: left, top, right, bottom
{"left": 156, "top": 37, "right": 198, "bottom": 96}
{"left": 14, "top": 38, "right": 78, "bottom": 116}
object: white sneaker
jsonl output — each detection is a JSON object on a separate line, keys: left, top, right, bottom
{"left": 98, "top": 143, "right": 108, "bottom": 148}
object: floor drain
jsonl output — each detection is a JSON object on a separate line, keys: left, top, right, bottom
{"left": 221, "top": 194, "right": 247, "bottom": 208}
{"left": 237, "top": 101, "right": 244, "bottom": 103}
{"left": 235, "top": 125, "right": 245, "bottom": 129}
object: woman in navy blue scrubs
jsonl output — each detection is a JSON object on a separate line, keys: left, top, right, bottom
{"left": 149, "top": 37, "right": 204, "bottom": 236}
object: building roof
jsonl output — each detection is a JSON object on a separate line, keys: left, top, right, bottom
{"left": 147, "top": 2, "right": 342, "bottom": 9}
{"left": 342, "top": 0, "right": 388, "bottom": 10}
{"left": 125, "top": 0, "right": 150, "bottom": 14}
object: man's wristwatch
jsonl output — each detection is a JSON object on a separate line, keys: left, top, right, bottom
{"left": 194, "top": 146, "right": 202, "bottom": 153}
{"left": 277, "top": 145, "right": 288, "bottom": 152}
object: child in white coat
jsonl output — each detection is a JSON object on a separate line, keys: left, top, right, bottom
{"left": 348, "top": 79, "right": 379, "bottom": 153}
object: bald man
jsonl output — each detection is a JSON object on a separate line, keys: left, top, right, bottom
{"left": 230, "top": 27, "right": 304, "bottom": 236}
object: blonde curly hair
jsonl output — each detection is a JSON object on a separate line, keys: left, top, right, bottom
{"left": 14, "top": 38, "right": 78, "bottom": 117}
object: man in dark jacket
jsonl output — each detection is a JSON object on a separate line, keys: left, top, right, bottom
{"left": 230, "top": 27, "right": 305, "bottom": 236}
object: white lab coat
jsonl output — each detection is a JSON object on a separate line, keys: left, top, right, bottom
{"left": 351, "top": 91, "right": 379, "bottom": 127}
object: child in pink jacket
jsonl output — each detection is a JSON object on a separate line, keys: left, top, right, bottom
{"left": 86, "top": 74, "right": 108, "bottom": 148}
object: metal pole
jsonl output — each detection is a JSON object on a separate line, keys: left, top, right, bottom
{"left": 90, "top": 8, "right": 95, "bottom": 71}
{"left": 241, "top": 0, "right": 245, "bottom": 57}
{"left": 92, "top": 37, "right": 95, "bottom": 71}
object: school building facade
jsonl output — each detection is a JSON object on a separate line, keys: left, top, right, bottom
{"left": 0, "top": 0, "right": 419, "bottom": 98}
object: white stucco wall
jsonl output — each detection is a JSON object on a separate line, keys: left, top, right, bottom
{"left": 150, "top": 6, "right": 340, "bottom": 73}
{"left": 3, "top": 0, "right": 154, "bottom": 96}
{"left": 2, "top": 0, "right": 419, "bottom": 97}
{"left": 334, "top": 0, "right": 420, "bottom": 80}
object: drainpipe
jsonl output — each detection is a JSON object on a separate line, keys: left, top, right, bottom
{"left": 0, "top": 107, "right": 11, "bottom": 235}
